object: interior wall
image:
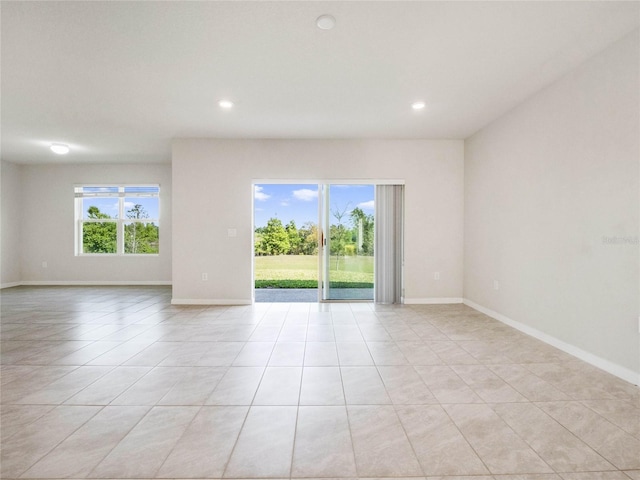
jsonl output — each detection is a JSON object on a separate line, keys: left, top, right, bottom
{"left": 19, "top": 163, "right": 172, "bottom": 284}
{"left": 172, "top": 139, "right": 464, "bottom": 304}
{"left": 464, "top": 31, "right": 640, "bottom": 380}
{"left": 1, "top": 160, "right": 23, "bottom": 287}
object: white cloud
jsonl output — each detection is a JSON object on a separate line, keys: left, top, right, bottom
{"left": 280, "top": 201, "right": 290, "bottom": 207}
{"left": 292, "top": 188, "right": 318, "bottom": 202}
{"left": 124, "top": 201, "right": 136, "bottom": 209}
{"left": 357, "top": 200, "right": 375, "bottom": 210}
{"left": 254, "top": 185, "right": 270, "bottom": 202}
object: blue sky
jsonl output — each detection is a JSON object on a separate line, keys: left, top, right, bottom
{"left": 254, "top": 184, "right": 374, "bottom": 228}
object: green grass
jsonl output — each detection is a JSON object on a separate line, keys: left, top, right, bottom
{"left": 255, "top": 255, "right": 373, "bottom": 289}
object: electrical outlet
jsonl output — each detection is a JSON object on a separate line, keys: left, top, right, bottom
{"left": 41, "top": 261, "right": 48, "bottom": 268}
{"left": 202, "top": 273, "right": 208, "bottom": 281}
{"left": 434, "top": 272, "right": 440, "bottom": 280}
{"left": 494, "top": 280, "right": 500, "bottom": 290}
{"left": 227, "top": 228, "right": 237, "bottom": 237}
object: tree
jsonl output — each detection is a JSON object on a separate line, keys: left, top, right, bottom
{"left": 286, "top": 221, "right": 302, "bottom": 255}
{"left": 124, "top": 204, "right": 159, "bottom": 254}
{"left": 259, "top": 218, "right": 290, "bottom": 255}
{"left": 83, "top": 206, "right": 116, "bottom": 253}
{"left": 350, "top": 207, "right": 374, "bottom": 255}
{"left": 298, "top": 222, "right": 318, "bottom": 255}
{"left": 87, "top": 206, "right": 111, "bottom": 219}
{"left": 330, "top": 204, "right": 351, "bottom": 270}
{"left": 254, "top": 232, "right": 266, "bottom": 256}
{"left": 125, "top": 204, "right": 145, "bottom": 254}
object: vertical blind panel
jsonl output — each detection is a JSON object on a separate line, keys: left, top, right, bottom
{"left": 374, "top": 185, "right": 404, "bottom": 304}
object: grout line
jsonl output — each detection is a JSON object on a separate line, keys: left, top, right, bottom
{"left": 4, "top": 287, "right": 639, "bottom": 479}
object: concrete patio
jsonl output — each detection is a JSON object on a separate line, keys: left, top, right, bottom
{"left": 255, "top": 288, "right": 374, "bottom": 302}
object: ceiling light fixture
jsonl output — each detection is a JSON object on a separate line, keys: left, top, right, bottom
{"left": 316, "top": 14, "right": 336, "bottom": 30}
{"left": 218, "top": 100, "right": 234, "bottom": 109}
{"left": 412, "top": 101, "right": 426, "bottom": 110}
{"left": 50, "top": 143, "right": 70, "bottom": 155}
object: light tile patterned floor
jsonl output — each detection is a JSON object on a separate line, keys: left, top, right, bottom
{"left": 1, "top": 286, "right": 639, "bottom": 480}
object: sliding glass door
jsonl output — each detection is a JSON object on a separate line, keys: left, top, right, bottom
{"left": 320, "top": 184, "right": 375, "bottom": 301}
{"left": 254, "top": 182, "right": 402, "bottom": 303}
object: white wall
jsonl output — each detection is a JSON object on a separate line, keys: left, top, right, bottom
{"left": 19, "top": 163, "right": 172, "bottom": 284}
{"left": 172, "top": 139, "right": 464, "bottom": 304}
{"left": 464, "top": 31, "right": 639, "bottom": 381}
{"left": 1, "top": 160, "right": 23, "bottom": 287}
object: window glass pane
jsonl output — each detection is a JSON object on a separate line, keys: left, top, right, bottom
{"left": 83, "top": 186, "right": 119, "bottom": 194}
{"left": 76, "top": 185, "right": 160, "bottom": 256}
{"left": 124, "top": 222, "right": 159, "bottom": 254}
{"left": 124, "top": 197, "right": 159, "bottom": 220}
{"left": 82, "top": 222, "right": 117, "bottom": 253}
{"left": 82, "top": 198, "right": 119, "bottom": 219}
{"left": 124, "top": 186, "right": 159, "bottom": 195}
{"left": 76, "top": 187, "right": 118, "bottom": 197}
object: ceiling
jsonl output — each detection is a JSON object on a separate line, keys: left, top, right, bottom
{"left": 2, "top": 1, "right": 639, "bottom": 165}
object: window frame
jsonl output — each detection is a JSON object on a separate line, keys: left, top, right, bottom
{"left": 74, "top": 184, "right": 160, "bottom": 256}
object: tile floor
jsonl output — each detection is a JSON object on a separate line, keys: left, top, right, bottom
{"left": 1, "top": 285, "right": 639, "bottom": 480}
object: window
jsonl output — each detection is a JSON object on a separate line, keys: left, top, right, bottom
{"left": 75, "top": 185, "right": 160, "bottom": 255}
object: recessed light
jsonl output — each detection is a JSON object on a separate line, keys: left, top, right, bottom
{"left": 412, "top": 101, "right": 426, "bottom": 110}
{"left": 50, "top": 143, "right": 70, "bottom": 155}
{"left": 316, "top": 14, "right": 336, "bottom": 30}
{"left": 218, "top": 100, "right": 234, "bottom": 109}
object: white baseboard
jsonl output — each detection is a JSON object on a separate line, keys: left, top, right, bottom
{"left": 0, "top": 282, "right": 22, "bottom": 289}
{"left": 463, "top": 298, "right": 640, "bottom": 386}
{"left": 404, "top": 297, "right": 463, "bottom": 304}
{"left": 17, "top": 281, "right": 172, "bottom": 286}
{"left": 171, "top": 298, "right": 252, "bottom": 306}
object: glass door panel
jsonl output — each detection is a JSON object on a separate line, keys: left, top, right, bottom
{"left": 322, "top": 184, "right": 374, "bottom": 301}
{"left": 253, "top": 183, "right": 319, "bottom": 303}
